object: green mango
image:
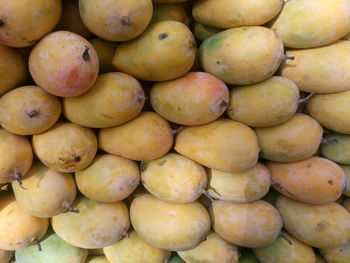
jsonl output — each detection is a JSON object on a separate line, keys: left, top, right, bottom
{"left": 321, "top": 133, "right": 350, "bottom": 164}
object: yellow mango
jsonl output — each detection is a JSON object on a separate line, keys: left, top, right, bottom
{"left": 104, "top": 231, "right": 171, "bottom": 263}
{"left": 32, "top": 122, "right": 97, "bottom": 173}
{"left": 0, "top": 45, "right": 27, "bottom": 95}
{"left": 252, "top": 231, "right": 315, "bottom": 263}
{"left": 208, "top": 163, "right": 271, "bottom": 203}
{"left": 228, "top": 76, "right": 299, "bottom": 127}
{"left": 320, "top": 242, "right": 350, "bottom": 263}
{"left": 341, "top": 165, "right": 350, "bottom": 197}
{"left": 307, "top": 90, "right": 350, "bottom": 134}
{"left": 89, "top": 38, "right": 118, "bottom": 73}
{"left": 276, "top": 196, "right": 350, "bottom": 249}
{"left": 193, "top": 22, "right": 222, "bottom": 42}
{"left": 151, "top": 3, "right": 191, "bottom": 26}
{"left": 280, "top": 41, "right": 350, "bottom": 93}
{"left": 150, "top": 71, "right": 229, "bottom": 125}
{"left": 0, "top": 0, "right": 61, "bottom": 47}
{"left": 270, "top": 0, "right": 350, "bottom": 48}
{"left": 75, "top": 154, "right": 140, "bottom": 203}
{"left": 255, "top": 113, "right": 323, "bottom": 162}
{"left": 130, "top": 194, "right": 210, "bottom": 251}
{"left": 210, "top": 200, "right": 283, "bottom": 248}
{"left": 193, "top": 0, "right": 282, "bottom": 29}
{"left": 12, "top": 161, "right": 77, "bottom": 218}
{"left": 99, "top": 112, "right": 173, "bottom": 161}
{"left": 321, "top": 133, "right": 350, "bottom": 164}
{"left": 268, "top": 157, "right": 346, "bottom": 204}
{"left": 175, "top": 118, "right": 260, "bottom": 173}
{"left": 0, "top": 250, "right": 12, "bottom": 263}
{"left": 86, "top": 256, "right": 109, "bottom": 263}
{"left": 0, "top": 129, "right": 33, "bottom": 184}
{"left": 0, "top": 192, "right": 49, "bottom": 251}
{"left": 113, "top": 21, "right": 196, "bottom": 81}
{"left": 52, "top": 196, "right": 130, "bottom": 249}
{"left": 0, "top": 86, "right": 61, "bottom": 135}
{"left": 63, "top": 72, "right": 145, "bottom": 128}
{"left": 141, "top": 153, "right": 207, "bottom": 203}
{"left": 199, "top": 26, "right": 284, "bottom": 85}
{"left": 178, "top": 232, "right": 239, "bottom": 263}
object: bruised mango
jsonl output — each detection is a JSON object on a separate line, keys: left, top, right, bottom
{"left": 321, "top": 133, "right": 350, "bottom": 164}
{"left": 320, "top": 242, "right": 350, "bottom": 263}
{"left": 151, "top": 3, "right": 191, "bottom": 26}
{"left": 89, "top": 38, "right": 118, "bottom": 73}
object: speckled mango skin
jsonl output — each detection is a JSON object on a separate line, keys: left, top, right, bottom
{"left": 199, "top": 26, "right": 284, "bottom": 85}
{"left": 104, "top": 231, "right": 171, "bottom": 263}
{"left": 270, "top": 0, "right": 350, "bottom": 48}
{"left": 89, "top": 38, "right": 118, "bottom": 73}
{"left": 150, "top": 72, "right": 229, "bottom": 125}
{"left": 178, "top": 232, "right": 239, "bottom": 263}
{"left": 252, "top": 231, "right": 316, "bottom": 263}
{"left": 321, "top": 133, "right": 350, "bottom": 164}
{"left": 63, "top": 72, "right": 145, "bottom": 128}
{"left": 210, "top": 200, "right": 283, "bottom": 248}
{"left": 0, "top": 192, "right": 49, "bottom": 251}
{"left": 130, "top": 194, "right": 210, "bottom": 251}
{"left": 267, "top": 157, "right": 346, "bottom": 205}
{"left": 228, "top": 76, "right": 299, "bottom": 127}
{"left": 276, "top": 196, "right": 350, "bottom": 249}
{"left": 320, "top": 242, "right": 350, "bottom": 263}
{"left": 307, "top": 90, "right": 350, "bottom": 134}
{"left": 12, "top": 161, "right": 77, "bottom": 218}
{"left": 113, "top": 21, "right": 196, "bottom": 81}
{"left": 0, "top": 250, "right": 12, "bottom": 263}
{"left": 29, "top": 31, "right": 99, "bottom": 97}
{"left": 151, "top": 3, "right": 191, "bottom": 26}
{"left": 0, "top": 0, "right": 62, "bottom": 47}
{"left": 52, "top": 196, "right": 130, "bottom": 249}
{"left": 192, "top": 0, "right": 282, "bottom": 29}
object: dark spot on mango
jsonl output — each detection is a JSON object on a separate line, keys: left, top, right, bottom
{"left": 216, "top": 61, "right": 221, "bottom": 64}
{"left": 327, "top": 180, "right": 333, "bottom": 185}
{"left": 82, "top": 45, "right": 90, "bottom": 61}
{"left": 316, "top": 221, "right": 329, "bottom": 231}
{"left": 158, "top": 33, "right": 168, "bottom": 40}
{"left": 74, "top": 156, "right": 81, "bottom": 163}
{"left": 0, "top": 19, "right": 4, "bottom": 27}
{"left": 307, "top": 163, "right": 312, "bottom": 168}
{"left": 121, "top": 16, "right": 132, "bottom": 26}
{"left": 158, "top": 160, "right": 167, "bottom": 166}
{"left": 25, "top": 109, "right": 39, "bottom": 118}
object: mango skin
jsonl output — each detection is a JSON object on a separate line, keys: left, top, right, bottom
{"left": 29, "top": 31, "right": 99, "bottom": 97}
{"left": 276, "top": 196, "right": 350, "bottom": 249}
{"left": 104, "top": 231, "right": 171, "bottom": 263}
{"left": 63, "top": 72, "right": 145, "bottom": 128}
{"left": 52, "top": 196, "right": 130, "bottom": 249}
{"left": 175, "top": 118, "right": 259, "bottom": 173}
{"left": 130, "top": 194, "right": 211, "bottom": 251}
{"left": 150, "top": 72, "right": 229, "bottom": 125}
{"left": 193, "top": 22, "right": 222, "bottom": 42}
{"left": 151, "top": 3, "right": 191, "bottom": 26}
{"left": 341, "top": 165, "right": 350, "bottom": 197}
{"left": 200, "top": 26, "right": 284, "bottom": 85}
{"left": 307, "top": 90, "right": 350, "bottom": 134}
{"left": 228, "top": 76, "right": 299, "bottom": 127}
{"left": 0, "top": 250, "right": 13, "bottom": 263}
{"left": 210, "top": 200, "right": 283, "bottom": 248}
{"left": 113, "top": 21, "right": 196, "bottom": 81}
{"left": 321, "top": 133, "right": 350, "bottom": 164}
{"left": 89, "top": 38, "right": 118, "bottom": 73}
{"left": 193, "top": 0, "right": 282, "bottom": 29}
{"left": 0, "top": 45, "right": 27, "bottom": 95}
{"left": 99, "top": 112, "right": 173, "bottom": 161}
{"left": 320, "top": 242, "right": 350, "bottom": 263}
{"left": 270, "top": 0, "right": 350, "bottom": 48}
{"left": 255, "top": 113, "right": 323, "bottom": 162}
{"left": 0, "top": 0, "right": 62, "bottom": 47}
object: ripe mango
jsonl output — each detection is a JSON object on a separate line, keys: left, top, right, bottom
{"left": 151, "top": 3, "right": 191, "bottom": 26}
{"left": 193, "top": 22, "right": 222, "bottom": 42}
{"left": 89, "top": 38, "right": 118, "bottom": 73}
{"left": 321, "top": 133, "right": 350, "bottom": 164}
{"left": 320, "top": 242, "right": 350, "bottom": 263}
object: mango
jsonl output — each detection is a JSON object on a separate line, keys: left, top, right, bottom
{"left": 228, "top": 76, "right": 299, "bottom": 127}
{"left": 320, "top": 242, "right": 350, "bottom": 263}
{"left": 0, "top": 250, "right": 13, "bottom": 263}
{"left": 15, "top": 231, "right": 88, "bottom": 263}
{"left": 63, "top": 72, "right": 145, "bottom": 128}
{"left": 193, "top": 22, "right": 222, "bottom": 42}
{"left": 0, "top": 0, "right": 61, "bottom": 47}
{"left": 239, "top": 250, "right": 260, "bottom": 263}
{"left": 321, "top": 133, "right": 350, "bottom": 164}
{"left": 270, "top": 0, "right": 350, "bottom": 48}
{"left": 113, "top": 21, "right": 196, "bottom": 81}
{"left": 275, "top": 196, "right": 350, "bottom": 249}
{"left": 341, "top": 165, "right": 350, "bottom": 197}
{"left": 208, "top": 163, "right": 271, "bottom": 203}
{"left": 0, "top": 85, "right": 61, "bottom": 135}
{"left": 99, "top": 112, "right": 173, "bottom": 161}
{"left": 255, "top": 113, "right": 323, "bottom": 162}
{"left": 252, "top": 231, "right": 316, "bottom": 263}
{"left": 0, "top": 128, "right": 33, "bottom": 184}
{"left": 85, "top": 256, "right": 109, "bottom": 263}
{"left": 104, "top": 231, "right": 171, "bottom": 263}
{"left": 175, "top": 118, "right": 259, "bottom": 173}
{"left": 89, "top": 38, "right": 118, "bottom": 73}
{"left": 193, "top": 0, "right": 282, "bottom": 29}
{"left": 12, "top": 161, "right": 77, "bottom": 218}
{"left": 32, "top": 122, "right": 97, "bottom": 173}
{"left": 150, "top": 71, "right": 229, "bottom": 125}
{"left": 199, "top": 26, "right": 284, "bottom": 85}
{"left": 141, "top": 153, "right": 207, "bottom": 203}
{"left": 0, "top": 45, "right": 27, "bottom": 95}
{"left": 29, "top": 31, "right": 99, "bottom": 97}
{"left": 130, "top": 194, "right": 210, "bottom": 251}
{"left": 0, "top": 192, "right": 49, "bottom": 251}
{"left": 178, "top": 232, "right": 239, "bottom": 263}
{"left": 307, "top": 90, "right": 350, "bottom": 134}
{"left": 151, "top": 3, "right": 191, "bottom": 26}
{"left": 210, "top": 200, "right": 283, "bottom": 248}
{"left": 75, "top": 154, "right": 140, "bottom": 203}
{"left": 52, "top": 196, "right": 130, "bottom": 249}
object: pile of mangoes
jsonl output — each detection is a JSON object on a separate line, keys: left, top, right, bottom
{"left": 1, "top": 0, "right": 350, "bottom": 262}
